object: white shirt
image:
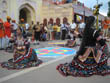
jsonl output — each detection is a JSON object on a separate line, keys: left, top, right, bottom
{"left": 25, "top": 23, "right": 30, "bottom": 30}
{"left": 11, "top": 23, "right": 18, "bottom": 30}
{"left": 79, "top": 22, "right": 85, "bottom": 29}
{"left": 69, "top": 33, "right": 74, "bottom": 40}
{"left": 70, "top": 23, "right": 76, "bottom": 29}
{"left": 44, "top": 26, "right": 48, "bottom": 31}
{"left": 61, "top": 24, "right": 67, "bottom": 30}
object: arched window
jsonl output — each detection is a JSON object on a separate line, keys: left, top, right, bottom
{"left": 2, "top": 10, "right": 7, "bottom": 19}
{"left": 2, "top": 0, "right": 7, "bottom": 8}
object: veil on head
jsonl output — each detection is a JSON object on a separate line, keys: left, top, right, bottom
{"left": 83, "top": 16, "right": 96, "bottom": 35}
{"left": 76, "top": 16, "right": 96, "bottom": 56}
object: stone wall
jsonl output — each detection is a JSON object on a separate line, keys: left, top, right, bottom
{"left": 0, "top": 0, "right": 8, "bottom": 21}
{"left": 42, "top": 2, "right": 73, "bottom": 24}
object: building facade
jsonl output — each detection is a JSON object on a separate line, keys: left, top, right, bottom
{"left": 0, "top": 0, "right": 105, "bottom": 25}
{"left": 0, "top": 0, "right": 42, "bottom": 24}
{"left": 42, "top": 0, "right": 73, "bottom": 25}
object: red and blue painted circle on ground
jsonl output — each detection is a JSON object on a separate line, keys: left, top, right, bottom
{"left": 34, "top": 47, "right": 76, "bottom": 57}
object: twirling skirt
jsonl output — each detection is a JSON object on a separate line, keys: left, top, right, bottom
{"left": 57, "top": 51, "right": 110, "bottom": 77}
{"left": 1, "top": 48, "right": 42, "bottom": 69}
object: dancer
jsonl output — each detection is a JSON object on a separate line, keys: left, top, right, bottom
{"left": 1, "top": 26, "right": 42, "bottom": 69}
{"left": 56, "top": 16, "right": 110, "bottom": 77}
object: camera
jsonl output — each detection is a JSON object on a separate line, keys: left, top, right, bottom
{"left": 94, "top": 4, "right": 103, "bottom": 9}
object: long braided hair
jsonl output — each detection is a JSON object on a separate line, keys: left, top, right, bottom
{"left": 77, "top": 16, "right": 95, "bottom": 56}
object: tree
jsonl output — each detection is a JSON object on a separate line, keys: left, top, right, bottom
{"left": 107, "top": 1, "right": 110, "bottom": 17}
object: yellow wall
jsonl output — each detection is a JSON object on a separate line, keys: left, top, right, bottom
{"left": 0, "top": 0, "right": 73, "bottom": 24}
{"left": 1, "top": 0, "right": 43, "bottom": 24}
{"left": 8, "top": 0, "right": 18, "bottom": 22}
{"left": 42, "top": 3, "right": 73, "bottom": 24}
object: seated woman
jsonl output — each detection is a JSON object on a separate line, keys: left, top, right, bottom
{"left": 1, "top": 27, "right": 42, "bottom": 69}
{"left": 65, "top": 29, "right": 81, "bottom": 47}
{"left": 56, "top": 16, "right": 110, "bottom": 77}
{"left": 65, "top": 30, "right": 76, "bottom": 47}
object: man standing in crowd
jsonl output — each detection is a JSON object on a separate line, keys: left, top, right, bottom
{"left": 11, "top": 20, "right": 18, "bottom": 36}
{"left": 102, "top": 17, "right": 109, "bottom": 37}
{"left": 78, "top": 19, "right": 85, "bottom": 35}
{"left": 19, "top": 18, "right": 26, "bottom": 37}
{"left": 70, "top": 20, "right": 76, "bottom": 30}
{"left": 56, "top": 24, "right": 61, "bottom": 40}
{"left": 107, "top": 18, "right": 110, "bottom": 38}
{"left": 0, "top": 19, "right": 5, "bottom": 50}
{"left": 33, "top": 22, "right": 41, "bottom": 44}
{"left": 69, "top": 20, "right": 77, "bottom": 40}
{"left": 61, "top": 22, "right": 68, "bottom": 40}
{"left": 25, "top": 22, "right": 30, "bottom": 35}
{"left": 52, "top": 23, "right": 58, "bottom": 40}
{"left": 4, "top": 16, "right": 11, "bottom": 48}
{"left": 47, "top": 22, "right": 53, "bottom": 40}
{"left": 4, "top": 16, "right": 11, "bottom": 38}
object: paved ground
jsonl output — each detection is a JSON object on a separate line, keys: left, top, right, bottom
{"left": 0, "top": 39, "right": 110, "bottom": 83}
{"left": 0, "top": 40, "right": 77, "bottom": 78}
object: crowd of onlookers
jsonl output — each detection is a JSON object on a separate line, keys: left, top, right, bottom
{"left": 0, "top": 16, "right": 110, "bottom": 51}
{"left": 32, "top": 19, "right": 85, "bottom": 43}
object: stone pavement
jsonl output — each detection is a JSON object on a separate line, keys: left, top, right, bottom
{"left": 0, "top": 40, "right": 77, "bottom": 78}
{"left": 0, "top": 40, "right": 110, "bottom": 83}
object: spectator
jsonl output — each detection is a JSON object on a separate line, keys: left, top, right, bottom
{"left": 61, "top": 22, "right": 68, "bottom": 40}
{"left": 11, "top": 20, "right": 18, "bottom": 36}
{"left": 70, "top": 20, "right": 76, "bottom": 30}
{"left": 56, "top": 24, "right": 61, "bottom": 40}
{"left": 33, "top": 22, "right": 41, "bottom": 44}
{"left": 78, "top": 19, "right": 85, "bottom": 35}
{"left": 4, "top": 16, "right": 11, "bottom": 48}
{"left": 47, "top": 22, "right": 53, "bottom": 40}
{"left": 102, "top": 17, "right": 109, "bottom": 37}
{"left": 52, "top": 23, "right": 58, "bottom": 40}
{"left": 0, "top": 19, "right": 6, "bottom": 50}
